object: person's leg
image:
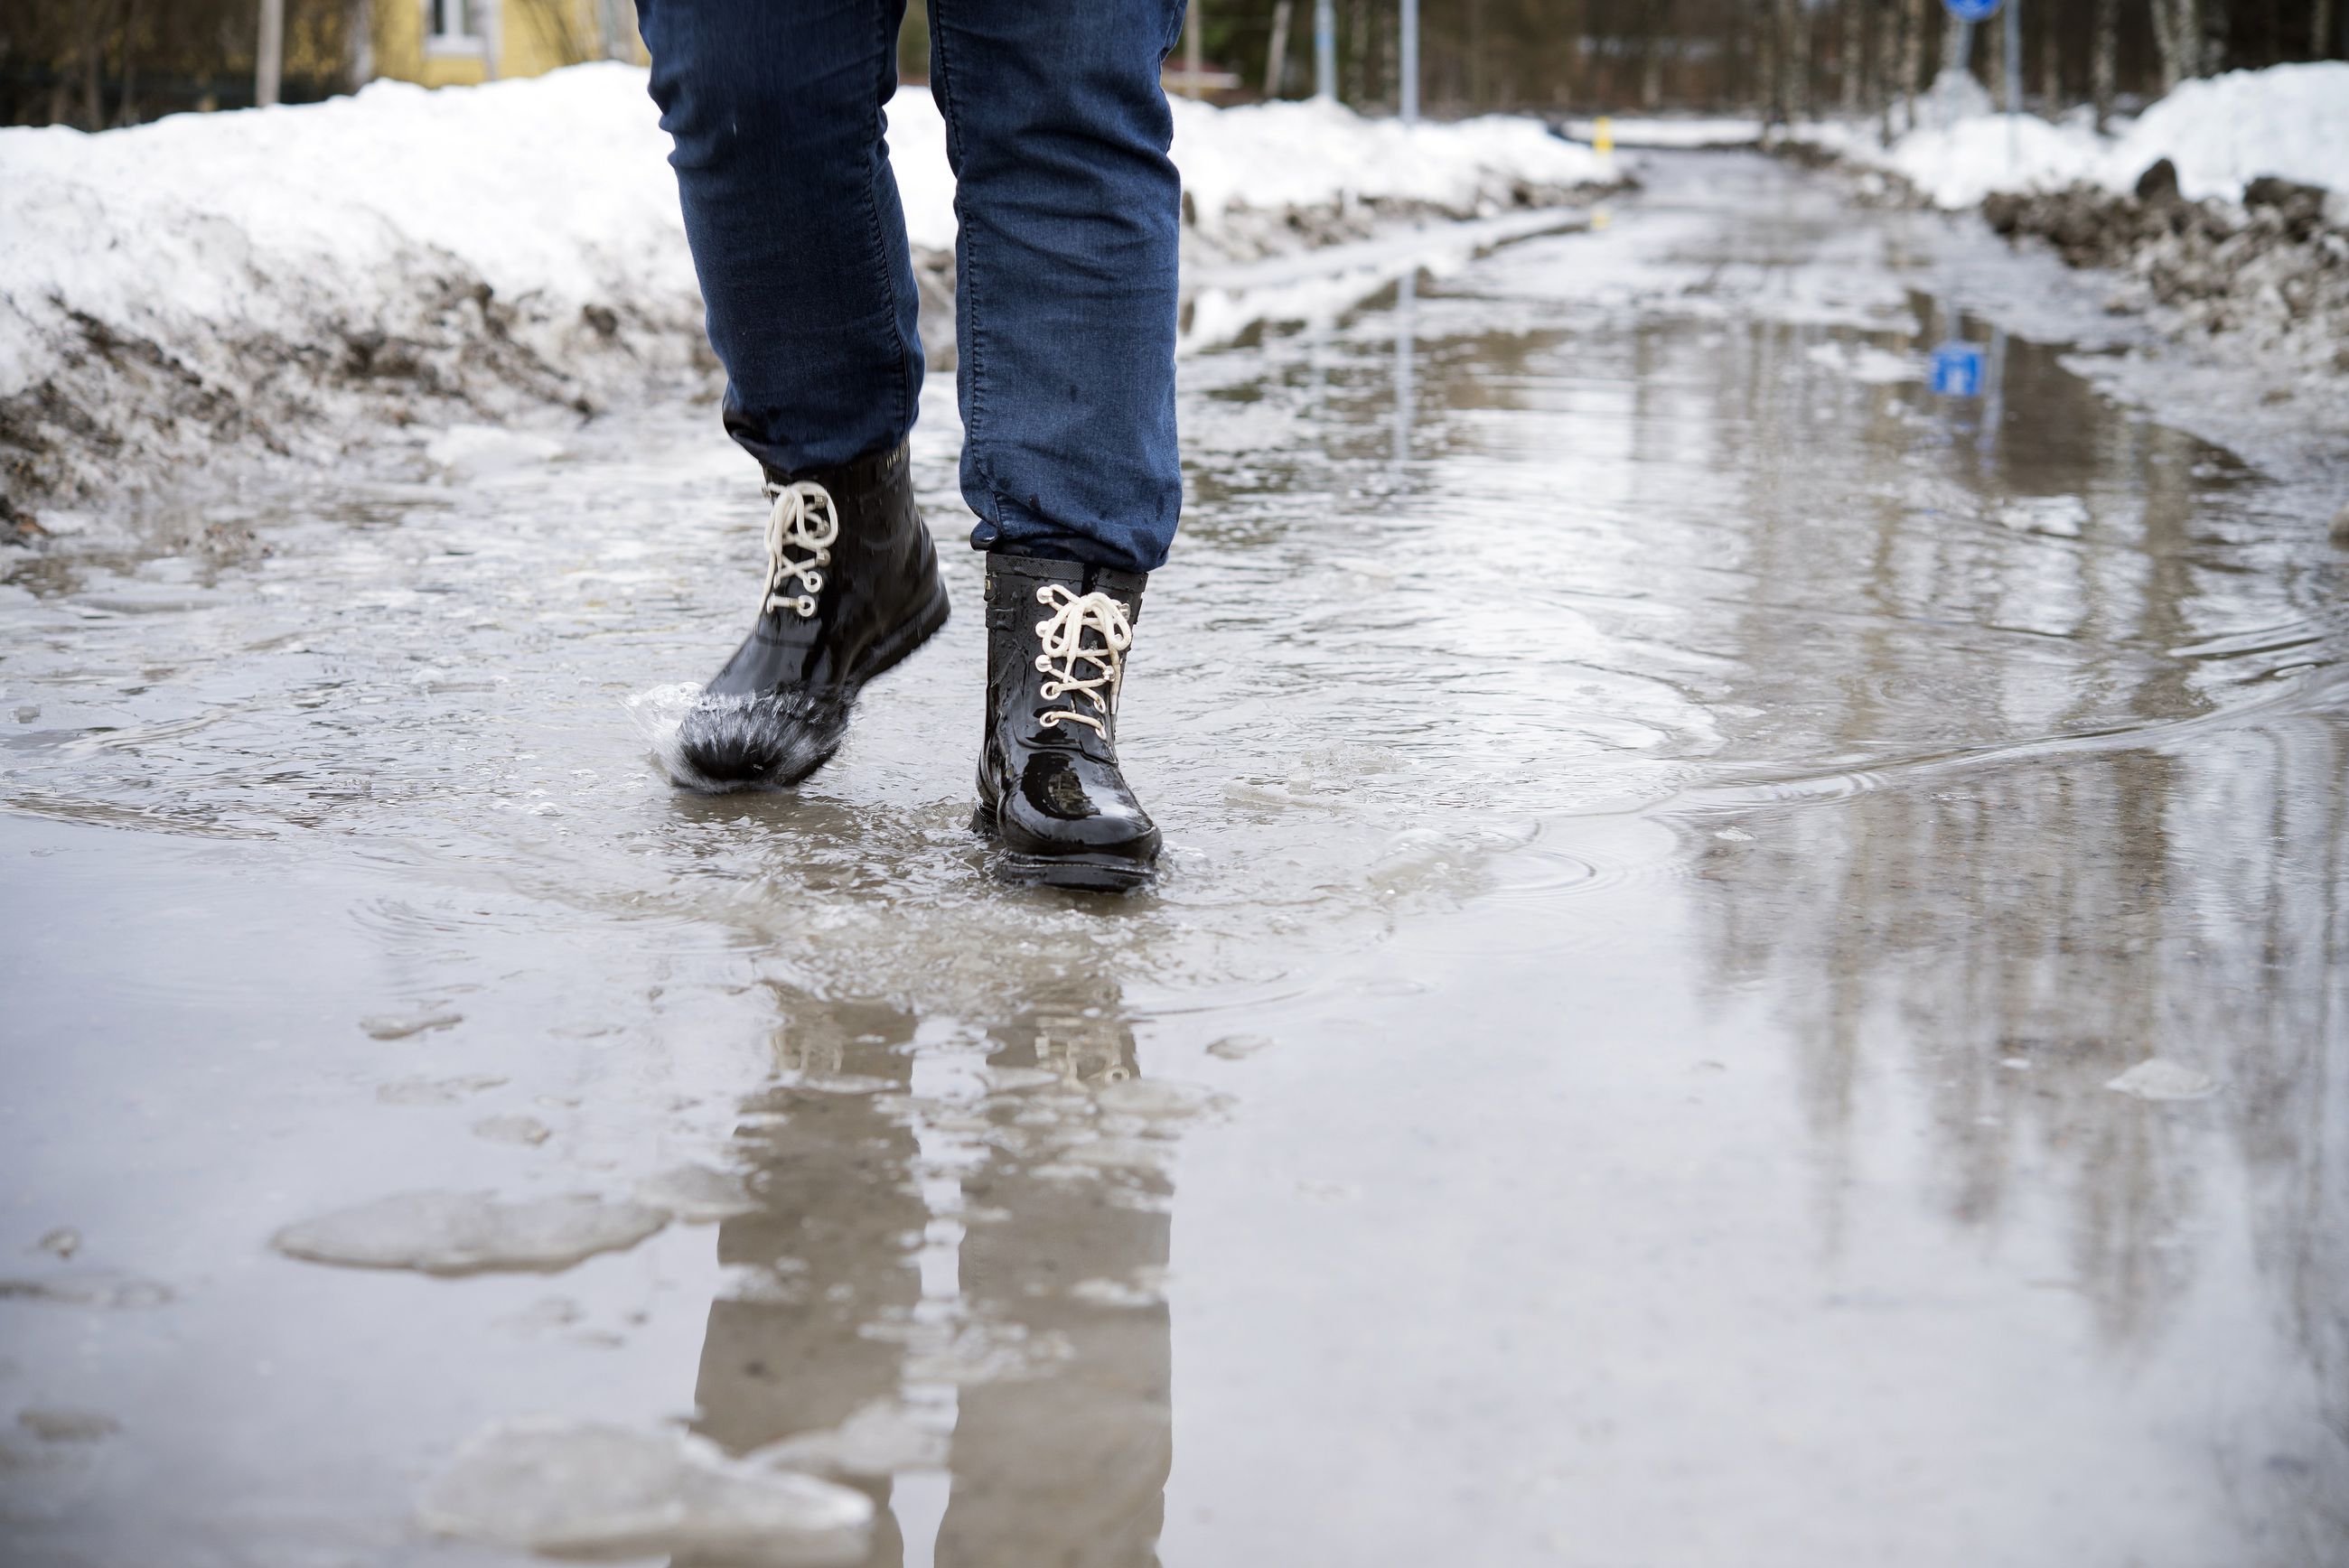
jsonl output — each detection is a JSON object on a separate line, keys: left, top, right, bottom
{"left": 639, "top": 0, "right": 922, "bottom": 474}
{"left": 639, "top": 0, "right": 950, "bottom": 791}
{"left": 937, "top": 0, "right": 1184, "bottom": 888}
{"left": 928, "top": 0, "right": 1186, "bottom": 574}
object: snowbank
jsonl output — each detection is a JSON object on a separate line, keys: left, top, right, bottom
{"left": 1823, "top": 61, "right": 2349, "bottom": 210}
{"left": 1170, "top": 96, "right": 1609, "bottom": 231}
{"left": 2106, "top": 63, "right": 2349, "bottom": 202}
{"left": 0, "top": 62, "right": 1610, "bottom": 511}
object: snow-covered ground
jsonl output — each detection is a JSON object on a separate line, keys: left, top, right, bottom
{"left": 1796, "top": 61, "right": 2349, "bottom": 210}
{"left": 0, "top": 64, "right": 1611, "bottom": 513}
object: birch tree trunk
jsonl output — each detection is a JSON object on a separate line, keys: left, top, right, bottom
{"left": 2151, "top": 0, "right": 2195, "bottom": 89}
{"left": 1265, "top": 0, "right": 1293, "bottom": 98}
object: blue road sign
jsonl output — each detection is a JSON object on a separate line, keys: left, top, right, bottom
{"left": 1943, "top": 0, "right": 2001, "bottom": 20}
{"left": 1929, "top": 341, "right": 1985, "bottom": 397}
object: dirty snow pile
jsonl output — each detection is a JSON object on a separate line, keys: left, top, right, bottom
{"left": 1802, "top": 62, "right": 2349, "bottom": 381}
{"left": 0, "top": 61, "right": 1609, "bottom": 510}
{"left": 1820, "top": 61, "right": 2349, "bottom": 210}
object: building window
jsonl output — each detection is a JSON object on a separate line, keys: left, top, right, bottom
{"left": 426, "top": 0, "right": 486, "bottom": 54}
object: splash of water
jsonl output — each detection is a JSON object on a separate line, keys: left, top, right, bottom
{"left": 624, "top": 682, "right": 854, "bottom": 794}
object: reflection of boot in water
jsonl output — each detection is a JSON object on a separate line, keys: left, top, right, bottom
{"left": 935, "top": 981, "right": 1173, "bottom": 1568}
{"left": 687, "top": 998, "right": 926, "bottom": 1567}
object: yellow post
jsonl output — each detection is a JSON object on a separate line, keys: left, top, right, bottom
{"left": 1594, "top": 116, "right": 1614, "bottom": 155}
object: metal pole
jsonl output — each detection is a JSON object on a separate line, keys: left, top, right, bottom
{"left": 1315, "top": 0, "right": 1336, "bottom": 100}
{"left": 2002, "top": 0, "right": 2021, "bottom": 170}
{"left": 1399, "top": 0, "right": 1418, "bottom": 123}
{"left": 2002, "top": 0, "right": 2021, "bottom": 112}
{"left": 255, "top": 0, "right": 285, "bottom": 107}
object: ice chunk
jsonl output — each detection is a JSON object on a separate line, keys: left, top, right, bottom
{"left": 633, "top": 1165, "right": 760, "bottom": 1224}
{"left": 1071, "top": 1269, "right": 1169, "bottom": 1308}
{"left": 756, "top": 1400, "right": 949, "bottom": 1479}
{"left": 2105, "top": 1059, "right": 2222, "bottom": 1101}
{"left": 270, "top": 1192, "right": 667, "bottom": 1275}
{"left": 1094, "top": 1078, "right": 1222, "bottom": 1121}
{"left": 425, "top": 424, "right": 566, "bottom": 478}
{"left": 1206, "top": 1033, "right": 1274, "bottom": 1060}
{"left": 1997, "top": 496, "right": 2091, "bottom": 538}
{"left": 473, "top": 1115, "right": 553, "bottom": 1147}
{"left": 418, "top": 1418, "right": 872, "bottom": 1566}
{"left": 0, "top": 1272, "right": 173, "bottom": 1309}
{"left": 979, "top": 1065, "right": 1064, "bottom": 1093}
{"left": 376, "top": 1074, "right": 509, "bottom": 1106}
{"left": 1061, "top": 1136, "right": 1174, "bottom": 1171}
{"left": 360, "top": 1007, "right": 463, "bottom": 1041}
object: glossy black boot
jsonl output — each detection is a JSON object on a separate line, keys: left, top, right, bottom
{"left": 973, "top": 554, "right": 1161, "bottom": 891}
{"left": 674, "top": 441, "right": 949, "bottom": 789}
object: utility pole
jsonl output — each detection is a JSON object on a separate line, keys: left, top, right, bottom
{"left": 2001, "top": 0, "right": 2021, "bottom": 111}
{"left": 256, "top": 0, "right": 285, "bottom": 107}
{"left": 1399, "top": 0, "right": 1418, "bottom": 123}
{"left": 1315, "top": 0, "right": 1336, "bottom": 99}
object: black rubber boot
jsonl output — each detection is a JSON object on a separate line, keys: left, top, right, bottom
{"left": 675, "top": 441, "right": 949, "bottom": 789}
{"left": 973, "top": 554, "right": 1162, "bottom": 891}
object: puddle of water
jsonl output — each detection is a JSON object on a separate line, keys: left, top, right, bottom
{"left": 1, "top": 152, "right": 2344, "bottom": 1566}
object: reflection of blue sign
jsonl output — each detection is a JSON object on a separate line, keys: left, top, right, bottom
{"left": 1929, "top": 341, "right": 1985, "bottom": 396}
{"left": 1943, "top": 0, "right": 2000, "bottom": 20}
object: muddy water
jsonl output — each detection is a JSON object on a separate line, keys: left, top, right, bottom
{"left": 3, "top": 153, "right": 2344, "bottom": 1567}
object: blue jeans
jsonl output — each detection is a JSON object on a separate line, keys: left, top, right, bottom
{"left": 638, "top": 0, "right": 1186, "bottom": 574}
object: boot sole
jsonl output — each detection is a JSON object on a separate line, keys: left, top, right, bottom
{"left": 969, "top": 803, "right": 1156, "bottom": 893}
{"left": 678, "top": 574, "right": 950, "bottom": 791}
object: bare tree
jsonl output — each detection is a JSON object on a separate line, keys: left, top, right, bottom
{"left": 1772, "top": 0, "right": 1810, "bottom": 118}
{"left": 2198, "top": 0, "right": 2227, "bottom": 72}
{"left": 1898, "top": 0, "right": 1926, "bottom": 129}
{"left": 2036, "top": 0, "right": 2059, "bottom": 109}
{"left": 2316, "top": 0, "right": 2336, "bottom": 59}
{"left": 2091, "top": 0, "right": 2118, "bottom": 127}
{"left": 1840, "top": 0, "right": 1863, "bottom": 111}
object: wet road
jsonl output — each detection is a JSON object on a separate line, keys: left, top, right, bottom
{"left": 5, "top": 152, "right": 2345, "bottom": 1567}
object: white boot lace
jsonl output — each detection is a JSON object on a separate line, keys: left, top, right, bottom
{"left": 1032, "top": 583, "right": 1132, "bottom": 737}
{"left": 761, "top": 480, "right": 840, "bottom": 619}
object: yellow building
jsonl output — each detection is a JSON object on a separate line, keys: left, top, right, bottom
{"left": 371, "top": 0, "right": 646, "bottom": 89}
